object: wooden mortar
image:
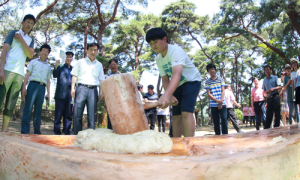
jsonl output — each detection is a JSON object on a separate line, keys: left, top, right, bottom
{"left": 101, "top": 73, "right": 149, "bottom": 134}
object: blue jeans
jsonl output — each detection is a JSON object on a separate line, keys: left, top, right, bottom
{"left": 287, "top": 101, "right": 294, "bottom": 125}
{"left": 211, "top": 105, "right": 228, "bottom": 135}
{"left": 253, "top": 101, "right": 266, "bottom": 130}
{"left": 21, "top": 82, "right": 46, "bottom": 134}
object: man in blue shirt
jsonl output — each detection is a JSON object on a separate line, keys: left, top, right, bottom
{"left": 0, "top": 14, "right": 35, "bottom": 132}
{"left": 262, "top": 64, "right": 282, "bottom": 129}
{"left": 53, "top": 52, "right": 74, "bottom": 135}
{"left": 144, "top": 85, "right": 158, "bottom": 130}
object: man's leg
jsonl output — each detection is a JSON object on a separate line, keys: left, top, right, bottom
{"left": 288, "top": 101, "right": 294, "bottom": 125}
{"left": 62, "top": 95, "right": 72, "bottom": 135}
{"left": 220, "top": 105, "right": 228, "bottom": 134}
{"left": 162, "top": 115, "right": 166, "bottom": 132}
{"left": 73, "top": 86, "right": 87, "bottom": 135}
{"left": 274, "top": 94, "right": 281, "bottom": 127}
{"left": 181, "top": 112, "right": 196, "bottom": 137}
{"left": 53, "top": 98, "right": 64, "bottom": 135}
{"left": 172, "top": 115, "right": 183, "bottom": 137}
{"left": 107, "top": 114, "right": 113, "bottom": 129}
{"left": 86, "top": 88, "right": 98, "bottom": 130}
{"left": 149, "top": 111, "right": 157, "bottom": 130}
{"left": 33, "top": 85, "right": 45, "bottom": 134}
{"left": 294, "top": 101, "right": 300, "bottom": 123}
{"left": 21, "top": 82, "right": 38, "bottom": 134}
{"left": 210, "top": 107, "right": 220, "bottom": 135}
{"left": 265, "top": 99, "right": 274, "bottom": 129}
{"left": 1, "top": 71, "right": 23, "bottom": 132}
{"left": 228, "top": 108, "right": 241, "bottom": 132}
{"left": 254, "top": 102, "right": 261, "bottom": 130}
{"left": 157, "top": 115, "right": 162, "bottom": 132}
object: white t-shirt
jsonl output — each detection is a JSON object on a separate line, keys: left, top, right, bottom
{"left": 156, "top": 44, "right": 201, "bottom": 87}
{"left": 157, "top": 106, "right": 169, "bottom": 115}
{"left": 291, "top": 71, "right": 300, "bottom": 87}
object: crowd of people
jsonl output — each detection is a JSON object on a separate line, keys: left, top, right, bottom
{"left": 1, "top": 14, "right": 299, "bottom": 137}
{"left": 205, "top": 60, "right": 300, "bottom": 135}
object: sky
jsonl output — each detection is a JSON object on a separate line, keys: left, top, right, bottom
{"left": 22, "top": 0, "right": 221, "bottom": 93}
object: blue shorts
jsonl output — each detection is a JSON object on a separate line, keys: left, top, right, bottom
{"left": 172, "top": 81, "right": 201, "bottom": 116}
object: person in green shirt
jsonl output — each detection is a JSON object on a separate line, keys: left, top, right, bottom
{"left": 280, "top": 64, "right": 294, "bottom": 125}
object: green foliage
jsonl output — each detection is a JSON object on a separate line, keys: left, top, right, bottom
{"left": 234, "top": 109, "right": 243, "bottom": 121}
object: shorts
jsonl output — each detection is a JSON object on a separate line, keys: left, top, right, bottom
{"left": 0, "top": 70, "right": 24, "bottom": 116}
{"left": 172, "top": 81, "right": 201, "bottom": 116}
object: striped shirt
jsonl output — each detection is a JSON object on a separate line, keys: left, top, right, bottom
{"left": 205, "top": 76, "right": 226, "bottom": 107}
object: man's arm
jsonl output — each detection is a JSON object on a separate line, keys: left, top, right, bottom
{"left": 159, "top": 65, "right": 182, "bottom": 108}
{"left": 71, "top": 76, "right": 78, "bottom": 98}
{"left": 46, "top": 79, "right": 50, "bottom": 99}
{"left": 14, "top": 33, "right": 34, "bottom": 59}
{"left": 52, "top": 60, "right": 61, "bottom": 78}
{"left": 21, "top": 70, "right": 31, "bottom": 100}
{"left": 99, "top": 80, "right": 103, "bottom": 100}
{"left": 0, "top": 43, "right": 10, "bottom": 84}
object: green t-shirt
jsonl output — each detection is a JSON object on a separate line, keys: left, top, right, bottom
{"left": 284, "top": 76, "right": 293, "bottom": 102}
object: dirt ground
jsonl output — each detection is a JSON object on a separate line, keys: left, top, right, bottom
{"left": 0, "top": 115, "right": 258, "bottom": 136}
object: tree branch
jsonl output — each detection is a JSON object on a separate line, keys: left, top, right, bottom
{"left": 35, "top": 0, "right": 59, "bottom": 24}
{"left": 0, "top": 0, "right": 10, "bottom": 7}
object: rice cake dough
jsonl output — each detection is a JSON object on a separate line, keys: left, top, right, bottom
{"left": 74, "top": 128, "right": 173, "bottom": 154}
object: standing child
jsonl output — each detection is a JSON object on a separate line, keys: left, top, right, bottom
{"left": 146, "top": 28, "right": 201, "bottom": 137}
{"left": 205, "top": 63, "right": 228, "bottom": 135}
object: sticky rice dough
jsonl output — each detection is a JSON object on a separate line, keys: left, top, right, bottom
{"left": 74, "top": 128, "right": 173, "bottom": 154}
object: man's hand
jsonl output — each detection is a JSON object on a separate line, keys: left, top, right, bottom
{"left": 288, "top": 79, "right": 293, "bottom": 85}
{"left": 99, "top": 90, "right": 103, "bottom": 100}
{"left": 71, "top": 89, "right": 75, "bottom": 98}
{"left": 170, "top": 96, "right": 178, "bottom": 106}
{"left": 14, "top": 33, "right": 24, "bottom": 42}
{"left": 45, "top": 94, "right": 50, "bottom": 100}
{"left": 158, "top": 93, "right": 171, "bottom": 108}
{"left": 218, "top": 104, "right": 222, "bottom": 110}
{"left": 55, "top": 60, "right": 60, "bottom": 69}
{"left": 0, "top": 69, "right": 5, "bottom": 85}
{"left": 22, "top": 87, "right": 27, "bottom": 101}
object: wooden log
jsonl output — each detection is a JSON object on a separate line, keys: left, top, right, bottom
{"left": 1, "top": 125, "right": 300, "bottom": 179}
{"left": 101, "top": 73, "right": 149, "bottom": 135}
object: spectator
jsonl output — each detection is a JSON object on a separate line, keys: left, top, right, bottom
{"left": 21, "top": 44, "right": 51, "bottom": 134}
{"left": 52, "top": 51, "right": 74, "bottom": 135}
{"left": 281, "top": 64, "right": 294, "bottom": 125}
{"left": 0, "top": 14, "right": 35, "bottom": 132}
{"left": 104, "top": 58, "right": 121, "bottom": 130}
{"left": 205, "top": 63, "right": 228, "bottom": 135}
{"left": 251, "top": 77, "right": 266, "bottom": 130}
{"left": 71, "top": 43, "right": 105, "bottom": 135}
{"left": 262, "top": 64, "right": 281, "bottom": 129}
{"left": 224, "top": 84, "right": 242, "bottom": 133}
{"left": 242, "top": 103, "right": 250, "bottom": 126}
{"left": 144, "top": 85, "right": 158, "bottom": 130}
{"left": 249, "top": 107, "right": 255, "bottom": 127}
{"left": 279, "top": 70, "right": 289, "bottom": 126}
{"left": 137, "top": 84, "right": 143, "bottom": 102}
